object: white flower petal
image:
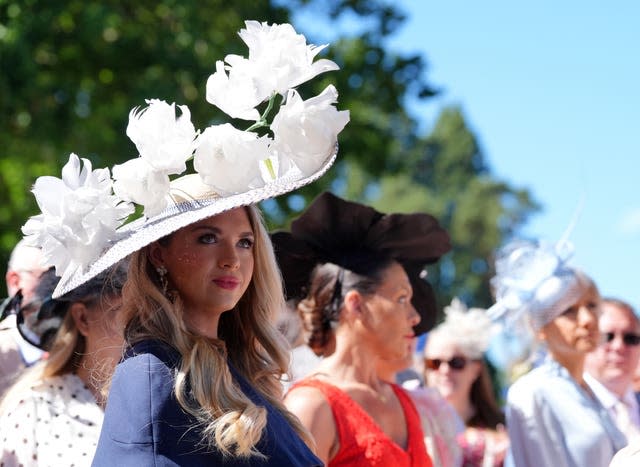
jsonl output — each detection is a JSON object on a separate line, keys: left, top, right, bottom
{"left": 194, "top": 123, "right": 270, "bottom": 193}
{"left": 112, "top": 158, "right": 170, "bottom": 218}
{"left": 270, "top": 86, "right": 349, "bottom": 174}
{"left": 206, "top": 60, "right": 262, "bottom": 121}
{"left": 126, "top": 99, "right": 196, "bottom": 174}
{"left": 21, "top": 154, "right": 132, "bottom": 278}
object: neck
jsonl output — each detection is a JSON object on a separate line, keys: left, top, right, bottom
{"left": 601, "top": 378, "right": 631, "bottom": 399}
{"left": 551, "top": 351, "right": 586, "bottom": 385}
{"left": 186, "top": 309, "right": 221, "bottom": 339}
{"left": 75, "top": 357, "right": 106, "bottom": 407}
{"left": 321, "top": 338, "right": 383, "bottom": 389}
{"left": 449, "top": 394, "right": 476, "bottom": 424}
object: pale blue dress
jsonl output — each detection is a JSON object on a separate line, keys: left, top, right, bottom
{"left": 505, "top": 358, "right": 627, "bottom": 467}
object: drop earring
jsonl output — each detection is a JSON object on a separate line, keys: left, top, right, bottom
{"left": 156, "top": 265, "right": 168, "bottom": 295}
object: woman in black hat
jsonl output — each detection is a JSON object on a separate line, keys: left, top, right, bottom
{"left": 272, "top": 192, "right": 451, "bottom": 467}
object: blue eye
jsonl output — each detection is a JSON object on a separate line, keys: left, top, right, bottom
{"left": 199, "top": 234, "right": 217, "bottom": 244}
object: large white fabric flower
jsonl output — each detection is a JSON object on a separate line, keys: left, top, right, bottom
{"left": 126, "top": 99, "right": 197, "bottom": 173}
{"left": 206, "top": 20, "right": 340, "bottom": 121}
{"left": 22, "top": 153, "right": 133, "bottom": 278}
{"left": 238, "top": 20, "right": 340, "bottom": 94}
{"left": 193, "top": 123, "right": 271, "bottom": 193}
{"left": 113, "top": 99, "right": 197, "bottom": 216}
{"left": 270, "top": 85, "right": 350, "bottom": 174}
{"left": 206, "top": 60, "right": 262, "bottom": 121}
{"left": 112, "top": 158, "right": 170, "bottom": 217}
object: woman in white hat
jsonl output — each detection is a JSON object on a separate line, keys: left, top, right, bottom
{"left": 22, "top": 20, "right": 349, "bottom": 466}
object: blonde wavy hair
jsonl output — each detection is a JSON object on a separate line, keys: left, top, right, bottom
{"left": 121, "top": 205, "right": 313, "bottom": 458}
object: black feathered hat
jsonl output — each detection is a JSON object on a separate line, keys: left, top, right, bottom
{"left": 271, "top": 192, "right": 451, "bottom": 334}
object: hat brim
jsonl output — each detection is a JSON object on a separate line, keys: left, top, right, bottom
{"left": 53, "top": 144, "right": 338, "bottom": 298}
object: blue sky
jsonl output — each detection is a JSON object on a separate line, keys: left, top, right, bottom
{"left": 383, "top": 1, "right": 640, "bottom": 310}
{"left": 293, "top": 1, "right": 639, "bottom": 310}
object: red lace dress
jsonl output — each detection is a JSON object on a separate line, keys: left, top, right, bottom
{"left": 291, "top": 379, "right": 433, "bottom": 467}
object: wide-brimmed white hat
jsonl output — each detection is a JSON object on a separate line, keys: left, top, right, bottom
{"left": 21, "top": 20, "right": 349, "bottom": 298}
{"left": 54, "top": 147, "right": 337, "bottom": 298}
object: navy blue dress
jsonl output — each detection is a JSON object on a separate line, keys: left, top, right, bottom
{"left": 92, "top": 340, "right": 322, "bottom": 466}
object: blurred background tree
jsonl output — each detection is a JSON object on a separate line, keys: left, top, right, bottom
{"left": 0, "top": 0, "right": 538, "bottom": 317}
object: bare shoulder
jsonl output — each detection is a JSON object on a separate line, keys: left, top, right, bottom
{"left": 285, "top": 384, "right": 332, "bottom": 421}
{"left": 285, "top": 384, "right": 337, "bottom": 464}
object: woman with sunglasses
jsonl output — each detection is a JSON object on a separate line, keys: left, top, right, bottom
{"left": 424, "top": 298, "right": 508, "bottom": 467}
{"left": 272, "top": 192, "right": 451, "bottom": 466}
{"left": 377, "top": 339, "right": 463, "bottom": 467}
{"left": 0, "top": 261, "right": 127, "bottom": 465}
{"left": 488, "top": 240, "right": 627, "bottom": 467}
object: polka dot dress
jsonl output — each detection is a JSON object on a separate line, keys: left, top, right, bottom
{"left": 0, "top": 373, "right": 103, "bottom": 467}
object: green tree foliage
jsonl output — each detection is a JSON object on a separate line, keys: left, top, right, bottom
{"left": 371, "top": 107, "right": 539, "bottom": 316}
{"left": 0, "top": 0, "right": 432, "bottom": 268}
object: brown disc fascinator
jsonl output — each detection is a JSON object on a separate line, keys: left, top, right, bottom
{"left": 271, "top": 192, "right": 451, "bottom": 335}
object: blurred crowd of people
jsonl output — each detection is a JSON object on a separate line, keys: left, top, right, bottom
{"left": 2, "top": 17, "right": 639, "bottom": 467}
{"left": 3, "top": 205, "right": 640, "bottom": 467}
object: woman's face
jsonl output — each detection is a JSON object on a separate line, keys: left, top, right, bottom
{"left": 423, "top": 334, "right": 481, "bottom": 403}
{"left": 358, "top": 261, "right": 420, "bottom": 361}
{"left": 150, "top": 207, "right": 255, "bottom": 321}
{"left": 540, "top": 284, "right": 601, "bottom": 356}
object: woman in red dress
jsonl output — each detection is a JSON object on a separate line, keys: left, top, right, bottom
{"left": 272, "top": 192, "right": 451, "bottom": 466}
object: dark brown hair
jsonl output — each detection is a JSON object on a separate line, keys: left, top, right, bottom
{"left": 467, "top": 361, "right": 505, "bottom": 429}
{"left": 297, "top": 258, "right": 393, "bottom": 356}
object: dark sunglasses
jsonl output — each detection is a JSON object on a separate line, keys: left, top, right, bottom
{"left": 424, "top": 356, "right": 469, "bottom": 371}
{"left": 604, "top": 331, "right": 640, "bottom": 347}
{"left": 0, "top": 289, "right": 64, "bottom": 351}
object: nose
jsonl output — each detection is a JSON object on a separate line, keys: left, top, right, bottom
{"left": 608, "top": 333, "right": 625, "bottom": 350}
{"left": 437, "top": 361, "right": 454, "bottom": 373}
{"left": 578, "top": 306, "right": 597, "bottom": 328}
{"left": 605, "top": 331, "right": 628, "bottom": 351}
{"left": 408, "top": 304, "right": 421, "bottom": 327}
{"left": 217, "top": 243, "right": 240, "bottom": 270}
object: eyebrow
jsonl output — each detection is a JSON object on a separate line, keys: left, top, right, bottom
{"left": 192, "top": 225, "right": 254, "bottom": 237}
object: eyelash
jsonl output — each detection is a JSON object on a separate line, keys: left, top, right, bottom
{"left": 198, "top": 235, "right": 253, "bottom": 249}
{"left": 238, "top": 238, "right": 254, "bottom": 249}
{"left": 199, "top": 234, "right": 217, "bottom": 244}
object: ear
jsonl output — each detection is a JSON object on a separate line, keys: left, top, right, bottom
{"left": 70, "top": 303, "right": 91, "bottom": 337}
{"left": 343, "top": 290, "right": 363, "bottom": 318}
{"left": 537, "top": 327, "right": 547, "bottom": 341}
{"left": 5, "top": 270, "right": 20, "bottom": 296}
{"left": 148, "top": 242, "right": 166, "bottom": 269}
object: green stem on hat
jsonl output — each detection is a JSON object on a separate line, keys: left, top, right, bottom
{"left": 246, "top": 93, "right": 278, "bottom": 132}
{"left": 264, "top": 158, "right": 276, "bottom": 179}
